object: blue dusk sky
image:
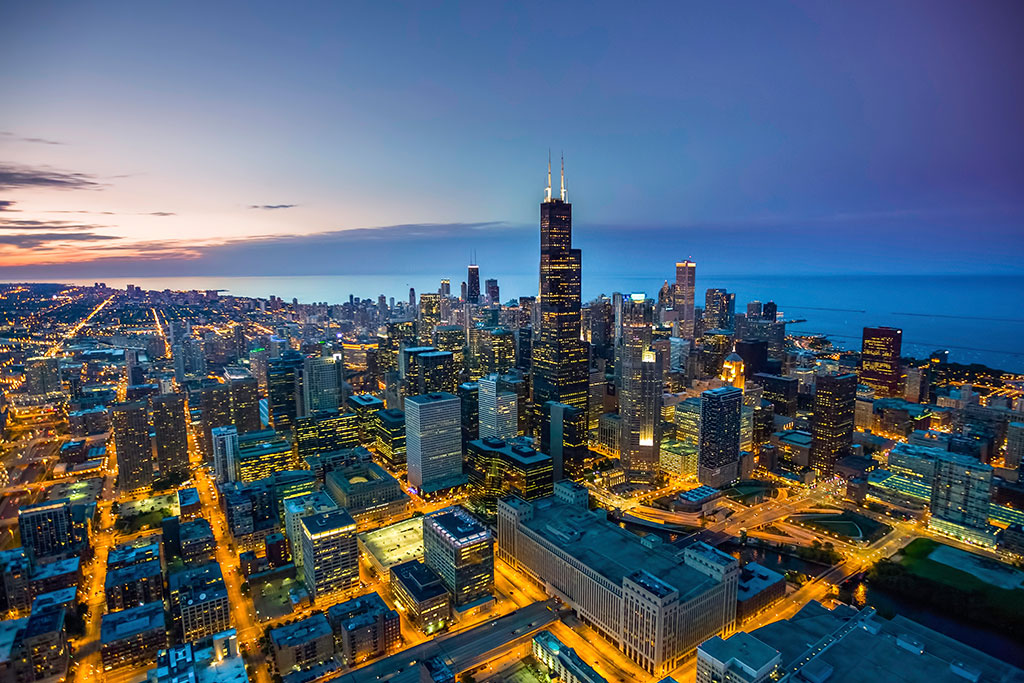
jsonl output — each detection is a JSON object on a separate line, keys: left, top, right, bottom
{"left": 0, "top": 1, "right": 1022, "bottom": 279}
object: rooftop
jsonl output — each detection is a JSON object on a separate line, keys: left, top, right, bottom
{"left": 404, "top": 392, "right": 458, "bottom": 406}
{"left": 390, "top": 560, "right": 448, "bottom": 602}
{"left": 270, "top": 613, "right": 332, "bottom": 648}
{"left": 300, "top": 508, "right": 357, "bottom": 538}
{"left": 100, "top": 601, "right": 166, "bottom": 644}
{"left": 699, "top": 631, "right": 781, "bottom": 673}
{"left": 737, "top": 562, "right": 785, "bottom": 602}
{"left": 0, "top": 618, "right": 27, "bottom": 665}
{"left": 520, "top": 498, "right": 716, "bottom": 599}
{"left": 106, "top": 557, "right": 163, "bottom": 588}
{"left": 358, "top": 517, "right": 424, "bottom": 570}
{"left": 177, "top": 487, "right": 200, "bottom": 507}
{"left": 425, "top": 506, "right": 490, "bottom": 547}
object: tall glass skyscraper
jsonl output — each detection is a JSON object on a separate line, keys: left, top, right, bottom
{"left": 531, "top": 158, "right": 588, "bottom": 431}
{"left": 467, "top": 263, "right": 480, "bottom": 305}
{"left": 673, "top": 259, "right": 696, "bottom": 339}
{"left": 860, "top": 326, "right": 903, "bottom": 398}
{"left": 698, "top": 386, "right": 742, "bottom": 488}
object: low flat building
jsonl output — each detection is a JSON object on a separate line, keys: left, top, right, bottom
{"left": 390, "top": 560, "right": 450, "bottom": 635}
{"left": 269, "top": 613, "right": 335, "bottom": 674}
{"left": 358, "top": 517, "right": 424, "bottom": 579}
{"left": 735, "top": 563, "right": 785, "bottom": 625}
{"left": 698, "top": 601, "right": 1024, "bottom": 683}
{"left": 498, "top": 481, "right": 739, "bottom": 676}
{"left": 100, "top": 601, "right": 166, "bottom": 671}
{"left": 325, "top": 462, "right": 408, "bottom": 529}
{"left": 327, "top": 592, "right": 400, "bottom": 667}
{"left": 532, "top": 630, "right": 606, "bottom": 683}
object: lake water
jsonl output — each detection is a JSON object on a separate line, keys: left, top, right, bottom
{"left": 39, "top": 272, "right": 1024, "bottom": 373}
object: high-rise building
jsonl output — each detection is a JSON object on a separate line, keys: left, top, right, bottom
{"left": 418, "top": 293, "right": 442, "bottom": 345}
{"left": 18, "top": 499, "right": 75, "bottom": 562}
{"left": 295, "top": 411, "right": 360, "bottom": 459}
{"left": 467, "top": 264, "right": 480, "bottom": 305}
{"left": 929, "top": 451, "right": 993, "bottom": 545}
{"left": 466, "top": 437, "right": 553, "bottom": 513}
{"left": 734, "top": 339, "right": 768, "bottom": 378}
{"left": 478, "top": 375, "right": 517, "bottom": 441}
{"left": 302, "top": 354, "right": 343, "bottom": 416}
{"left": 698, "top": 387, "right": 742, "bottom": 488}
{"left": 720, "top": 353, "right": 744, "bottom": 389}
{"left": 268, "top": 351, "right": 304, "bottom": 432}
{"left": 541, "top": 401, "right": 589, "bottom": 481}
{"left": 375, "top": 409, "right": 407, "bottom": 469}
{"left": 1006, "top": 421, "right": 1024, "bottom": 471}
{"left": 24, "top": 357, "right": 62, "bottom": 395}
{"left": 284, "top": 491, "right": 338, "bottom": 567}
{"left": 229, "top": 375, "right": 262, "bottom": 434}
{"left": 859, "top": 326, "right": 903, "bottom": 398}
{"left": 433, "top": 325, "right": 466, "bottom": 377}
{"left": 151, "top": 392, "right": 189, "bottom": 478}
{"left": 752, "top": 373, "right": 798, "bottom": 417}
{"left": 423, "top": 507, "right": 494, "bottom": 609}
{"left": 300, "top": 508, "right": 359, "bottom": 602}
{"left": 405, "top": 393, "right": 465, "bottom": 494}
{"left": 673, "top": 260, "right": 696, "bottom": 339}
{"left": 810, "top": 373, "right": 856, "bottom": 477}
{"left": 485, "top": 278, "right": 499, "bottom": 304}
{"left": 620, "top": 347, "right": 663, "bottom": 483}
{"left": 112, "top": 401, "right": 153, "bottom": 492}
{"left": 761, "top": 301, "right": 777, "bottom": 322}
{"left": 481, "top": 327, "right": 516, "bottom": 376}
{"left": 703, "top": 289, "right": 735, "bottom": 331}
{"left": 211, "top": 425, "right": 239, "bottom": 483}
{"left": 196, "top": 382, "right": 232, "bottom": 462}
{"left": 532, "top": 158, "right": 588, "bottom": 431}
{"left": 498, "top": 484, "right": 739, "bottom": 676}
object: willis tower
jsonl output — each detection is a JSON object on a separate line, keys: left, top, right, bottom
{"left": 532, "top": 155, "right": 588, "bottom": 431}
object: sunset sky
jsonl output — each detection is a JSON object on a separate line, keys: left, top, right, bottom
{"left": 2, "top": 1, "right": 1022, "bottom": 279}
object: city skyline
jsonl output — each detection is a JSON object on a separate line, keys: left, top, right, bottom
{"left": 2, "top": 1, "right": 1023, "bottom": 278}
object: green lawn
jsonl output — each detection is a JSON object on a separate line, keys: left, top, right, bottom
{"left": 792, "top": 510, "right": 890, "bottom": 543}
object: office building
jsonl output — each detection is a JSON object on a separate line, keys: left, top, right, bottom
{"left": 389, "top": 560, "right": 450, "bottom": 634}
{"left": 112, "top": 401, "right": 153, "bottom": 492}
{"left": 810, "top": 373, "right": 857, "bottom": 477}
{"left": 751, "top": 373, "right": 798, "bottom": 417}
{"left": 195, "top": 382, "right": 232, "bottom": 461}
{"left": 284, "top": 491, "right": 337, "bottom": 568}
{"left": 179, "top": 518, "right": 217, "bottom": 565}
{"left": 699, "top": 387, "right": 742, "bottom": 488}
{"left": 405, "top": 393, "right": 465, "bottom": 494}
{"left": 466, "top": 437, "right": 554, "bottom": 513}
{"left": 302, "top": 354, "right": 343, "bottom": 416}
{"left": 734, "top": 339, "right": 768, "bottom": 379}
{"left": 17, "top": 499, "right": 76, "bottom": 563}
{"left": 348, "top": 394, "right": 385, "bottom": 443}
{"left": 295, "top": 411, "right": 360, "bottom": 459}
{"left": 433, "top": 325, "right": 466, "bottom": 376}
{"left": 327, "top": 592, "right": 400, "bottom": 666}
{"left": 325, "top": 462, "right": 408, "bottom": 528}
{"left": 100, "top": 602, "right": 166, "bottom": 671}
{"left": 235, "top": 430, "right": 297, "bottom": 483}
{"left": 269, "top": 614, "right": 335, "bottom": 674}
{"left": 860, "top": 326, "right": 903, "bottom": 398}
{"left": 703, "top": 289, "right": 735, "bottom": 331}
{"left": 673, "top": 260, "right": 697, "bottom": 339}
{"left": 620, "top": 346, "right": 663, "bottom": 483}
{"left": 211, "top": 425, "right": 239, "bottom": 484}
{"left": 151, "top": 392, "right": 189, "bottom": 478}
{"left": 423, "top": 506, "right": 494, "bottom": 609}
{"left": 532, "top": 159, "right": 589, "bottom": 430}
{"left": 268, "top": 351, "right": 304, "bottom": 432}
{"left": 375, "top": 409, "right": 406, "bottom": 469}
{"left": 532, "top": 630, "right": 607, "bottom": 683}
{"left": 1007, "top": 421, "right": 1024, "bottom": 471}
{"left": 170, "top": 563, "right": 231, "bottom": 643}
{"left": 105, "top": 558, "right": 163, "bottom": 611}
{"left": 229, "top": 374, "right": 262, "bottom": 434}
{"left": 929, "top": 450, "right": 994, "bottom": 546}
{"left": 498, "top": 483, "right": 739, "bottom": 676}
{"left": 541, "top": 401, "right": 589, "bottom": 481}
{"left": 467, "top": 263, "right": 480, "bottom": 305}
{"left": 478, "top": 374, "right": 518, "bottom": 441}
{"left": 458, "top": 381, "right": 479, "bottom": 444}
{"left": 301, "top": 508, "right": 359, "bottom": 602}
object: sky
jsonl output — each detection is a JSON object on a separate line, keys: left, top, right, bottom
{"left": 1, "top": 1, "right": 1022, "bottom": 281}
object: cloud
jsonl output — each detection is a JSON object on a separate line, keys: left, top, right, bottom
{"left": 0, "top": 132, "right": 63, "bottom": 145}
{"left": 0, "top": 200, "right": 16, "bottom": 211}
{"left": 0, "top": 232, "right": 118, "bottom": 248}
{"left": 0, "top": 218, "right": 107, "bottom": 231}
{"left": 146, "top": 211, "right": 176, "bottom": 216}
{"left": 0, "top": 164, "right": 101, "bottom": 190}
{"left": 249, "top": 204, "right": 297, "bottom": 210}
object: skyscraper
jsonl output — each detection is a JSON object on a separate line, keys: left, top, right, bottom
{"left": 673, "top": 259, "right": 696, "bottom": 339}
{"left": 485, "top": 278, "right": 499, "bottom": 304}
{"left": 151, "top": 392, "right": 189, "bottom": 478}
{"left": 620, "top": 347, "right": 663, "bottom": 483}
{"left": 405, "top": 393, "right": 464, "bottom": 494}
{"left": 466, "top": 263, "right": 480, "bottom": 305}
{"left": 113, "top": 401, "right": 153, "bottom": 492}
{"left": 532, "top": 157, "right": 588, "bottom": 432}
{"left": 418, "top": 293, "right": 442, "bottom": 344}
{"left": 698, "top": 387, "right": 742, "bottom": 488}
{"left": 810, "top": 373, "right": 856, "bottom": 477}
{"left": 423, "top": 507, "right": 494, "bottom": 609}
{"left": 229, "top": 374, "right": 262, "bottom": 434}
{"left": 860, "top": 326, "right": 903, "bottom": 398}
{"left": 302, "top": 354, "right": 343, "bottom": 416}
{"left": 478, "top": 374, "right": 517, "bottom": 441}
{"left": 300, "top": 508, "right": 359, "bottom": 602}
{"left": 929, "top": 451, "right": 993, "bottom": 546}
{"left": 540, "top": 401, "right": 589, "bottom": 482}
{"left": 18, "top": 499, "right": 75, "bottom": 562}
{"left": 211, "top": 425, "right": 239, "bottom": 483}
{"left": 703, "top": 289, "right": 736, "bottom": 331}
{"left": 269, "top": 351, "right": 304, "bottom": 431}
